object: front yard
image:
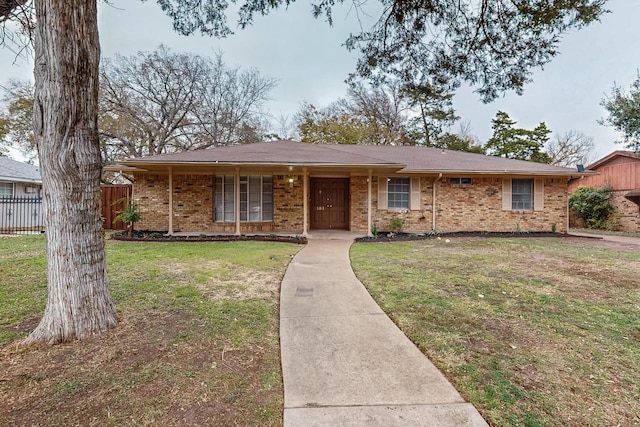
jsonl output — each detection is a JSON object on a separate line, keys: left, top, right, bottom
{"left": 2, "top": 234, "right": 639, "bottom": 426}
{"left": 351, "top": 236, "right": 640, "bottom": 426}
{"left": 0, "top": 235, "right": 301, "bottom": 426}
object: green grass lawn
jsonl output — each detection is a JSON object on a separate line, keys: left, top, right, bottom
{"left": 0, "top": 235, "right": 301, "bottom": 426}
{"left": 351, "top": 237, "right": 640, "bottom": 427}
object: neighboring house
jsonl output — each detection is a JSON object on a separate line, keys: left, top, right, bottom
{"left": 0, "top": 157, "right": 42, "bottom": 198}
{"left": 0, "top": 157, "right": 43, "bottom": 233}
{"left": 109, "top": 140, "right": 593, "bottom": 236}
{"left": 568, "top": 150, "right": 640, "bottom": 231}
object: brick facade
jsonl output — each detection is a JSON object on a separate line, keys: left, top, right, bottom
{"left": 349, "top": 176, "right": 568, "bottom": 234}
{"left": 612, "top": 191, "right": 640, "bottom": 231}
{"left": 273, "top": 174, "right": 304, "bottom": 232}
{"left": 135, "top": 174, "right": 170, "bottom": 231}
{"left": 133, "top": 172, "right": 568, "bottom": 234}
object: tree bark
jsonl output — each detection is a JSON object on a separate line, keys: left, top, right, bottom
{"left": 24, "top": 0, "right": 117, "bottom": 345}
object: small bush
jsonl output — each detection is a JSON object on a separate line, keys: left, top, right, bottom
{"left": 389, "top": 216, "right": 406, "bottom": 233}
{"left": 113, "top": 198, "right": 142, "bottom": 237}
{"left": 568, "top": 185, "right": 616, "bottom": 230}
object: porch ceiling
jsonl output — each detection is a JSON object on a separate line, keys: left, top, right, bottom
{"left": 624, "top": 189, "right": 640, "bottom": 206}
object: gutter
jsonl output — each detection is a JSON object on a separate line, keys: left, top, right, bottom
{"left": 0, "top": 176, "right": 42, "bottom": 184}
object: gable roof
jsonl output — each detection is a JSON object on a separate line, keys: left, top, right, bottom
{"left": 0, "top": 157, "right": 42, "bottom": 184}
{"left": 586, "top": 150, "right": 640, "bottom": 170}
{"left": 113, "top": 140, "right": 591, "bottom": 177}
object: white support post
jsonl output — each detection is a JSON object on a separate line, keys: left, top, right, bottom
{"left": 235, "top": 168, "right": 241, "bottom": 236}
{"left": 168, "top": 167, "right": 174, "bottom": 236}
{"left": 302, "top": 167, "right": 309, "bottom": 237}
{"left": 367, "top": 169, "right": 373, "bottom": 237}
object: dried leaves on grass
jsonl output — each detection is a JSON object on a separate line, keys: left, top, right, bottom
{"left": 351, "top": 236, "right": 640, "bottom": 427}
{"left": 0, "top": 238, "right": 301, "bottom": 427}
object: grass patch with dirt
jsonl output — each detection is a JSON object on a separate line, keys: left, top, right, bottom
{"left": 351, "top": 236, "right": 640, "bottom": 426}
{"left": 0, "top": 235, "right": 302, "bottom": 426}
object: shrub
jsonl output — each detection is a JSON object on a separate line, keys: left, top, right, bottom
{"left": 568, "top": 185, "right": 616, "bottom": 230}
{"left": 389, "top": 216, "right": 406, "bottom": 233}
{"left": 113, "top": 198, "right": 142, "bottom": 237}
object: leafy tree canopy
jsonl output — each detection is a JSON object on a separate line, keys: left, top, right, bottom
{"left": 600, "top": 74, "right": 640, "bottom": 153}
{"left": 298, "top": 103, "right": 371, "bottom": 145}
{"left": 435, "top": 132, "right": 485, "bottom": 154}
{"left": 485, "top": 111, "right": 552, "bottom": 163}
{"left": 0, "top": 79, "right": 35, "bottom": 160}
{"left": 151, "top": 0, "right": 607, "bottom": 102}
{"left": 403, "top": 79, "right": 459, "bottom": 146}
{"left": 296, "top": 81, "right": 409, "bottom": 145}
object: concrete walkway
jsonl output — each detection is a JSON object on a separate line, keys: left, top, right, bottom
{"left": 568, "top": 231, "right": 640, "bottom": 246}
{"left": 280, "top": 235, "right": 488, "bottom": 426}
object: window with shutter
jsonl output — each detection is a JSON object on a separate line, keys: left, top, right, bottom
{"left": 387, "top": 177, "right": 410, "bottom": 209}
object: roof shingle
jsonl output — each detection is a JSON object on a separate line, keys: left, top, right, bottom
{"left": 117, "top": 140, "right": 588, "bottom": 176}
{"left": 0, "top": 157, "right": 42, "bottom": 183}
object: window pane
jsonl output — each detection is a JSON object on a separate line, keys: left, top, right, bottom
{"left": 512, "top": 179, "right": 532, "bottom": 210}
{"left": 214, "top": 175, "right": 273, "bottom": 223}
{"left": 387, "top": 177, "right": 410, "bottom": 209}
{"left": 214, "top": 176, "right": 223, "bottom": 222}
{"left": 262, "top": 176, "right": 273, "bottom": 221}
{"left": 450, "top": 177, "right": 472, "bottom": 185}
{"left": 223, "top": 175, "right": 235, "bottom": 222}
{"left": 0, "top": 182, "right": 13, "bottom": 197}
{"left": 240, "top": 176, "right": 248, "bottom": 221}
{"left": 248, "top": 175, "right": 262, "bottom": 221}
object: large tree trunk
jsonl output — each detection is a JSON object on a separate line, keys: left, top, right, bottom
{"left": 24, "top": 0, "right": 117, "bottom": 345}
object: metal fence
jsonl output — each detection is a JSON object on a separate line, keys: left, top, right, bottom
{"left": 0, "top": 197, "right": 45, "bottom": 234}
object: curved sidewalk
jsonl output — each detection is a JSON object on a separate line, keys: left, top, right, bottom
{"left": 280, "top": 236, "right": 488, "bottom": 426}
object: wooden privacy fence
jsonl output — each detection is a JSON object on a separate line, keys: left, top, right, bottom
{"left": 101, "top": 185, "right": 132, "bottom": 230}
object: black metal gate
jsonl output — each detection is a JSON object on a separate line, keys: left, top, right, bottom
{"left": 0, "top": 197, "right": 45, "bottom": 234}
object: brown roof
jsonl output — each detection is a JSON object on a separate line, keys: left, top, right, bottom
{"left": 114, "top": 140, "right": 590, "bottom": 176}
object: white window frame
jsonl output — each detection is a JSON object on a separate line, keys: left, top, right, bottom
{"left": 387, "top": 177, "right": 410, "bottom": 210}
{"left": 502, "top": 178, "right": 544, "bottom": 211}
{"left": 0, "top": 182, "right": 14, "bottom": 198}
{"left": 378, "top": 176, "right": 420, "bottom": 211}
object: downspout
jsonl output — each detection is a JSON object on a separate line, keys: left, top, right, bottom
{"left": 367, "top": 169, "right": 373, "bottom": 237}
{"left": 432, "top": 173, "right": 442, "bottom": 231}
{"left": 168, "top": 167, "right": 173, "bottom": 236}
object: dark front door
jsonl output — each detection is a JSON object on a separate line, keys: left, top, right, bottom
{"left": 310, "top": 178, "right": 350, "bottom": 230}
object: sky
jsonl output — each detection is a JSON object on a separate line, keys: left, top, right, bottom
{"left": 1, "top": 0, "right": 639, "bottom": 162}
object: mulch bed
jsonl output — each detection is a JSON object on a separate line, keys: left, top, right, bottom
{"left": 112, "top": 230, "right": 583, "bottom": 244}
{"left": 355, "top": 231, "right": 569, "bottom": 243}
{"left": 111, "top": 230, "right": 307, "bottom": 244}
